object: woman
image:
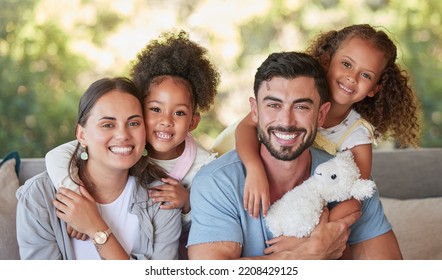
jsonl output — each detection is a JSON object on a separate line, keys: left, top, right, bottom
{"left": 16, "top": 77, "right": 181, "bottom": 259}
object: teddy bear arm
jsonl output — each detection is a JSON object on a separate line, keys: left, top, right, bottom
{"left": 350, "top": 180, "right": 376, "bottom": 200}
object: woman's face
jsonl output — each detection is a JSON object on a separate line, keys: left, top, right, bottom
{"left": 76, "top": 90, "right": 146, "bottom": 174}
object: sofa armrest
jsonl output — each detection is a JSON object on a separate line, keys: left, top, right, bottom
{"left": 18, "top": 158, "right": 46, "bottom": 186}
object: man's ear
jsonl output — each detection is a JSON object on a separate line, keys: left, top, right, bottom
{"left": 318, "top": 101, "right": 331, "bottom": 127}
{"left": 189, "top": 112, "right": 201, "bottom": 132}
{"left": 367, "top": 84, "right": 382, "bottom": 97}
{"left": 249, "top": 96, "right": 259, "bottom": 124}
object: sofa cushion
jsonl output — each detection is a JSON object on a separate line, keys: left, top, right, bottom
{"left": 373, "top": 148, "right": 442, "bottom": 199}
{"left": 381, "top": 196, "right": 442, "bottom": 260}
{"left": 0, "top": 151, "right": 21, "bottom": 260}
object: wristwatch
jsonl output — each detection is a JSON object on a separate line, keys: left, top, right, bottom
{"left": 92, "top": 228, "right": 112, "bottom": 245}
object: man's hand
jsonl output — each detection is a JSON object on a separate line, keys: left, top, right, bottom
{"left": 307, "top": 207, "right": 360, "bottom": 259}
{"left": 270, "top": 207, "right": 360, "bottom": 260}
{"left": 264, "top": 235, "right": 305, "bottom": 255}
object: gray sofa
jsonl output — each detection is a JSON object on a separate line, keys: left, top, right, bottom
{"left": 1, "top": 148, "right": 441, "bottom": 259}
{"left": 372, "top": 148, "right": 442, "bottom": 260}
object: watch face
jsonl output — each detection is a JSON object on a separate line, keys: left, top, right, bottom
{"left": 94, "top": 231, "right": 107, "bottom": 245}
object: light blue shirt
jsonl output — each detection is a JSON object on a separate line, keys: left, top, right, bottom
{"left": 188, "top": 148, "right": 391, "bottom": 257}
{"left": 16, "top": 172, "right": 181, "bottom": 260}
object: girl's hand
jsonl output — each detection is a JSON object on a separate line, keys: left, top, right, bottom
{"left": 53, "top": 186, "right": 104, "bottom": 238}
{"left": 148, "top": 177, "right": 190, "bottom": 213}
{"left": 243, "top": 169, "right": 270, "bottom": 219}
{"left": 264, "top": 236, "right": 305, "bottom": 255}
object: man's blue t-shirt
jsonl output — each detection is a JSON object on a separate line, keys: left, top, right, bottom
{"left": 188, "top": 148, "right": 392, "bottom": 257}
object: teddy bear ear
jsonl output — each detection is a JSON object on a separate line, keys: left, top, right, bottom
{"left": 334, "top": 150, "right": 356, "bottom": 170}
{"left": 339, "top": 149, "right": 354, "bottom": 159}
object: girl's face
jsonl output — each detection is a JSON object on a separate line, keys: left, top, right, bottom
{"left": 77, "top": 90, "right": 146, "bottom": 175}
{"left": 144, "top": 76, "right": 200, "bottom": 160}
{"left": 326, "top": 37, "right": 387, "bottom": 108}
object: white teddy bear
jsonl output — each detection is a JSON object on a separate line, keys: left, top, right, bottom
{"left": 265, "top": 150, "right": 376, "bottom": 238}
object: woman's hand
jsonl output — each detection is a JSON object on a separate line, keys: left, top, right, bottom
{"left": 67, "top": 224, "right": 89, "bottom": 240}
{"left": 53, "top": 186, "right": 105, "bottom": 238}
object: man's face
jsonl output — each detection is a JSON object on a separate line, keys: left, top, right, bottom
{"left": 250, "top": 76, "right": 329, "bottom": 161}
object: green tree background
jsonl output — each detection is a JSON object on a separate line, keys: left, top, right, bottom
{"left": 1, "top": 0, "right": 441, "bottom": 158}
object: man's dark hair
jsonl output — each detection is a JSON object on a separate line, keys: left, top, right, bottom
{"left": 253, "top": 51, "right": 330, "bottom": 105}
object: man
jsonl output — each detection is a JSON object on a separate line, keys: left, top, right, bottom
{"left": 187, "top": 52, "right": 402, "bottom": 260}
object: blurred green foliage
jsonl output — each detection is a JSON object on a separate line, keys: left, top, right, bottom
{"left": 0, "top": 0, "right": 124, "bottom": 157}
{"left": 1, "top": 0, "right": 441, "bottom": 158}
{"left": 230, "top": 0, "right": 442, "bottom": 148}
{"left": 1, "top": 0, "right": 86, "bottom": 157}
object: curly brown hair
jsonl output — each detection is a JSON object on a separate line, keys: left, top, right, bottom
{"left": 130, "top": 30, "right": 220, "bottom": 114}
{"left": 306, "top": 24, "right": 421, "bottom": 147}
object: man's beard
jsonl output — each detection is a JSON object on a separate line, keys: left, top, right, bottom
{"left": 257, "top": 125, "right": 316, "bottom": 161}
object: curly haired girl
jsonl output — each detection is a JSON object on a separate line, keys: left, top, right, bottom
{"left": 307, "top": 24, "right": 421, "bottom": 149}
{"left": 130, "top": 30, "right": 220, "bottom": 259}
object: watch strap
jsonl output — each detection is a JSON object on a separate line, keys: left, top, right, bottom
{"left": 103, "top": 228, "right": 112, "bottom": 237}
